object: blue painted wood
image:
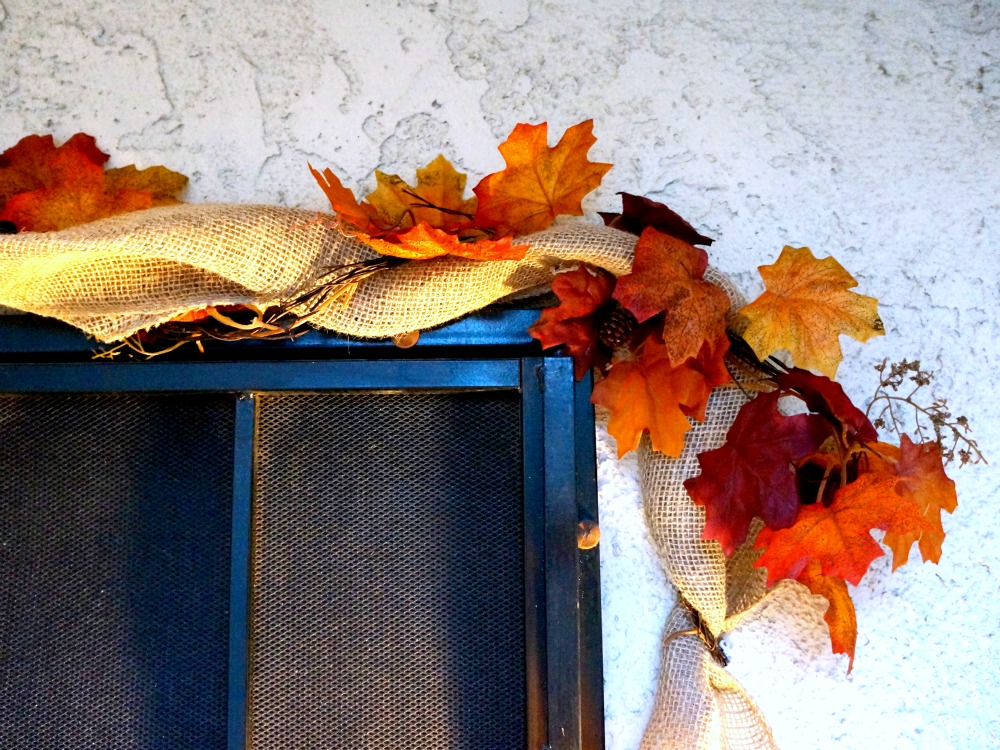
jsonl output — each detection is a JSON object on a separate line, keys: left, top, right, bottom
{"left": 228, "top": 394, "right": 255, "bottom": 750}
{"left": 0, "top": 359, "right": 521, "bottom": 393}
{"left": 542, "top": 357, "right": 583, "bottom": 750}
{"left": 574, "top": 371, "right": 605, "bottom": 750}
{"left": 0, "top": 307, "right": 542, "bottom": 356}
{"left": 521, "top": 358, "right": 549, "bottom": 750}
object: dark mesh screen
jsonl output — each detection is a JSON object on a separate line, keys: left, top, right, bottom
{"left": 0, "top": 394, "right": 233, "bottom": 750}
{"left": 250, "top": 392, "right": 525, "bottom": 750}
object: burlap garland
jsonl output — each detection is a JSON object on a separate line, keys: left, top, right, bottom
{"left": 0, "top": 204, "right": 777, "bottom": 749}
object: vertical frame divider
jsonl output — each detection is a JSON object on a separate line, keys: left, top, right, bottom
{"left": 522, "top": 358, "right": 548, "bottom": 750}
{"left": 541, "top": 357, "right": 583, "bottom": 750}
{"left": 574, "top": 371, "right": 604, "bottom": 750}
{"left": 228, "top": 392, "right": 256, "bottom": 750}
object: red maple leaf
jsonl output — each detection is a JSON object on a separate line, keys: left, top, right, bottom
{"left": 754, "top": 472, "right": 930, "bottom": 586}
{"left": 528, "top": 264, "right": 616, "bottom": 380}
{"left": 684, "top": 390, "right": 830, "bottom": 555}
{"left": 775, "top": 367, "right": 878, "bottom": 444}
{"left": 599, "top": 192, "right": 714, "bottom": 246}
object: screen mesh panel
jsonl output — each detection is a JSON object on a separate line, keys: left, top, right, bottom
{"left": 251, "top": 392, "right": 525, "bottom": 750}
{"left": 0, "top": 394, "right": 233, "bottom": 750}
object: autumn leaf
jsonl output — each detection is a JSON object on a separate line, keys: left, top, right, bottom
{"left": 591, "top": 336, "right": 713, "bottom": 458}
{"left": 737, "top": 246, "right": 884, "bottom": 377}
{"left": 684, "top": 390, "right": 830, "bottom": 555}
{"left": 755, "top": 472, "right": 930, "bottom": 586}
{"left": 599, "top": 192, "right": 714, "bottom": 246}
{"left": 775, "top": 367, "right": 878, "bottom": 445}
{"left": 880, "top": 435, "right": 958, "bottom": 570}
{"left": 797, "top": 559, "right": 859, "bottom": 672}
{"left": 308, "top": 164, "right": 374, "bottom": 230}
{"left": 528, "top": 264, "right": 616, "bottom": 379}
{"left": 0, "top": 133, "right": 186, "bottom": 232}
{"left": 364, "top": 222, "right": 526, "bottom": 261}
{"left": 366, "top": 154, "right": 476, "bottom": 231}
{"left": 0, "top": 133, "right": 108, "bottom": 207}
{"left": 310, "top": 157, "right": 524, "bottom": 261}
{"left": 472, "top": 119, "right": 612, "bottom": 236}
{"left": 104, "top": 165, "right": 188, "bottom": 206}
{"left": 613, "top": 228, "right": 731, "bottom": 367}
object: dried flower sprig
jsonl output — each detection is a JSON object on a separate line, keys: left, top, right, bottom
{"left": 867, "top": 358, "right": 985, "bottom": 466}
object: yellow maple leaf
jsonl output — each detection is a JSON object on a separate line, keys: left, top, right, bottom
{"left": 104, "top": 165, "right": 188, "bottom": 206}
{"left": 737, "top": 246, "right": 883, "bottom": 377}
{"left": 366, "top": 154, "right": 476, "bottom": 231}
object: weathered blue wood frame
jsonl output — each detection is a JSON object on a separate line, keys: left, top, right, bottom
{"left": 0, "top": 310, "right": 604, "bottom": 750}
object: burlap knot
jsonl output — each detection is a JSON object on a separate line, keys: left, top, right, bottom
{"left": 0, "top": 204, "right": 777, "bottom": 749}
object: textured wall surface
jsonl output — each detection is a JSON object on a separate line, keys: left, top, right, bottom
{"left": 2, "top": 1, "right": 998, "bottom": 748}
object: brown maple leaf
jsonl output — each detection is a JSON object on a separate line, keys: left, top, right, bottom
{"left": 590, "top": 336, "right": 713, "bottom": 458}
{"left": 472, "top": 120, "right": 612, "bottom": 236}
{"left": 877, "top": 436, "right": 958, "bottom": 570}
{"left": 613, "top": 228, "right": 731, "bottom": 366}
{"left": 754, "top": 472, "right": 930, "bottom": 586}
{"left": 685, "top": 390, "right": 830, "bottom": 555}
{"left": 104, "top": 165, "right": 188, "bottom": 207}
{"left": 599, "top": 192, "right": 714, "bottom": 246}
{"left": 528, "top": 264, "right": 616, "bottom": 380}
{"left": 737, "top": 246, "right": 884, "bottom": 377}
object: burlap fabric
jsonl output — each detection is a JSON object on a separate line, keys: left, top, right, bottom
{"left": 0, "top": 204, "right": 776, "bottom": 749}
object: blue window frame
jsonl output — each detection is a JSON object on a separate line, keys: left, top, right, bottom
{"left": 0, "top": 310, "right": 603, "bottom": 750}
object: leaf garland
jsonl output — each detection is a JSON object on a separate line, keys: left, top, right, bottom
{"left": 2, "top": 121, "right": 980, "bottom": 675}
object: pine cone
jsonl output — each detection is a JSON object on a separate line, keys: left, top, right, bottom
{"left": 596, "top": 302, "right": 637, "bottom": 351}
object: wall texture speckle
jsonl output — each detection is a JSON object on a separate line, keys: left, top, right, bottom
{"left": 2, "top": 1, "right": 997, "bottom": 747}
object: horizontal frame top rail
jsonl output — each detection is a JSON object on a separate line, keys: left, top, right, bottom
{"left": 0, "top": 359, "right": 521, "bottom": 393}
{"left": 0, "top": 308, "right": 542, "bottom": 356}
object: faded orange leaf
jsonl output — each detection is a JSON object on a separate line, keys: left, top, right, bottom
{"left": 882, "top": 435, "right": 958, "bottom": 570}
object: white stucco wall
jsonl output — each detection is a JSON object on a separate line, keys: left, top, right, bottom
{"left": 2, "top": 1, "right": 997, "bottom": 747}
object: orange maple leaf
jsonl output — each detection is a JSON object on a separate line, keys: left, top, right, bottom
{"left": 310, "top": 157, "right": 525, "bottom": 261}
{"left": 364, "top": 222, "right": 524, "bottom": 261}
{"left": 755, "top": 472, "right": 930, "bottom": 586}
{"left": 737, "top": 246, "right": 884, "bottom": 377}
{"left": 877, "top": 436, "right": 958, "bottom": 570}
{"left": 0, "top": 133, "right": 108, "bottom": 207}
{"left": 797, "top": 558, "right": 859, "bottom": 672}
{"left": 0, "top": 133, "right": 187, "bottom": 232}
{"left": 472, "top": 120, "right": 612, "bottom": 236}
{"left": 613, "top": 228, "right": 731, "bottom": 366}
{"left": 308, "top": 164, "right": 374, "bottom": 230}
{"left": 590, "top": 336, "right": 713, "bottom": 458}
